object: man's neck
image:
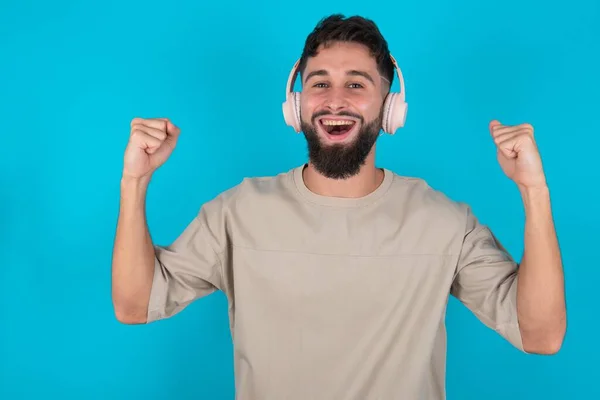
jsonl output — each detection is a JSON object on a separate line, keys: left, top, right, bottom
{"left": 302, "top": 152, "right": 384, "bottom": 199}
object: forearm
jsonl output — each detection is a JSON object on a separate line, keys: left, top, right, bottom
{"left": 516, "top": 185, "right": 566, "bottom": 354}
{"left": 111, "top": 175, "right": 156, "bottom": 324}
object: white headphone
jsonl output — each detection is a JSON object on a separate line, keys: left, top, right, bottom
{"left": 282, "top": 54, "right": 407, "bottom": 135}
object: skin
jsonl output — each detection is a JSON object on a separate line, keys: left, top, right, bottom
{"left": 299, "top": 41, "right": 389, "bottom": 198}
{"left": 111, "top": 117, "right": 180, "bottom": 324}
{"left": 489, "top": 121, "right": 566, "bottom": 354}
{"left": 112, "top": 42, "right": 566, "bottom": 356}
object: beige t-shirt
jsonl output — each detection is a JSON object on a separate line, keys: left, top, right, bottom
{"left": 147, "top": 164, "right": 525, "bottom": 399}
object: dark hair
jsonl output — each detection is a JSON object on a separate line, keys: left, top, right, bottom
{"left": 298, "top": 14, "right": 394, "bottom": 88}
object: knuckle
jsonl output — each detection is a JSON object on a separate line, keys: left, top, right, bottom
{"left": 147, "top": 128, "right": 166, "bottom": 141}
{"left": 155, "top": 128, "right": 167, "bottom": 139}
{"left": 131, "top": 127, "right": 143, "bottom": 136}
{"left": 131, "top": 117, "right": 144, "bottom": 126}
{"left": 130, "top": 123, "right": 143, "bottom": 132}
{"left": 131, "top": 129, "right": 147, "bottom": 142}
{"left": 519, "top": 133, "right": 533, "bottom": 143}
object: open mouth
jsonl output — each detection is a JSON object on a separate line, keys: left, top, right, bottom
{"left": 318, "top": 118, "right": 357, "bottom": 141}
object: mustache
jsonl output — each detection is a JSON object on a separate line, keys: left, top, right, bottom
{"left": 311, "top": 110, "right": 363, "bottom": 122}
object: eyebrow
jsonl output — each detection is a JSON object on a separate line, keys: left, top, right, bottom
{"left": 304, "top": 69, "right": 375, "bottom": 85}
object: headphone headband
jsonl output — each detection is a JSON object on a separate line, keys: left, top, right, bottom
{"left": 285, "top": 59, "right": 301, "bottom": 102}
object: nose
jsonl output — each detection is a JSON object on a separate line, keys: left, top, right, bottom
{"left": 323, "top": 87, "right": 349, "bottom": 112}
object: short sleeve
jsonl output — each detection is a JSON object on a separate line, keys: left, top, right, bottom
{"left": 450, "top": 206, "right": 525, "bottom": 352}
{"left": 146, "top": 208, "right": 224, "bottom": 323}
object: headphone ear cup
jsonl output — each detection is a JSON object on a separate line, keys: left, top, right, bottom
{"left": 282, "top": 98, "right": 293, "bottom": 129}
{"left": 282, "top": 92, "right": 302, "bottom": 132}
{"left": 382, "top": 93, "right": 407, "bottom": 135}
{"left": 292, "top": 92, "right": 301, "bottom": 132}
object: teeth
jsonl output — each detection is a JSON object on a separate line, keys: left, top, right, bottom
{"left": 321, "top": 120, "right": 355, "bottom": 126}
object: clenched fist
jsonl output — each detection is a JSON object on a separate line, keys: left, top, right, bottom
{"left": 489, "top": 120, "right": 547, "bottom": 190}
{"left": 123, "top": 117, "right": 181, "bottom": 179}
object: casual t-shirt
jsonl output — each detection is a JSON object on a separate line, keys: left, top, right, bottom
{"left": 147, "top": 164, "right": 525, "bottom": 399}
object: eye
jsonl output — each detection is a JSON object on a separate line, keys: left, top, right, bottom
{"left": 310, "top": 82, "right": 364, "bottom": 89}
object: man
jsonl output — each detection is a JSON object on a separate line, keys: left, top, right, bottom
{"left": 112, "top": 14, "right": 566, "bottom": 399}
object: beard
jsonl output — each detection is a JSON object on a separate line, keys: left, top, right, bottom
{"left": 300, "top": 110, "right": 382, "bottom": 180}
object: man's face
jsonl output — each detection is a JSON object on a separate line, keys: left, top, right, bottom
{"left": 299, "top": 41, "right": 387, "bottom": 179}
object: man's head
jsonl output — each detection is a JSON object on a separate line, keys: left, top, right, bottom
{"left": 297, "top": 14, "right": 394, "bottom": 179}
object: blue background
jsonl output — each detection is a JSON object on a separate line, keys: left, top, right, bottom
{"left": 1, "top": 0, "right": 598, "bottom": 399}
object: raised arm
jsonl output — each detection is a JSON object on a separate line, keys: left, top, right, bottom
{"left": 489, "top": 120, "right": 566, "bottom": 353}
{"left": 111, "top": 117, "right": 181, "bottom": 324}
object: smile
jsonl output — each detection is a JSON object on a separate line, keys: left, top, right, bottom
{"left": 318, "top": 118, "right": 358, "bottom": 142}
